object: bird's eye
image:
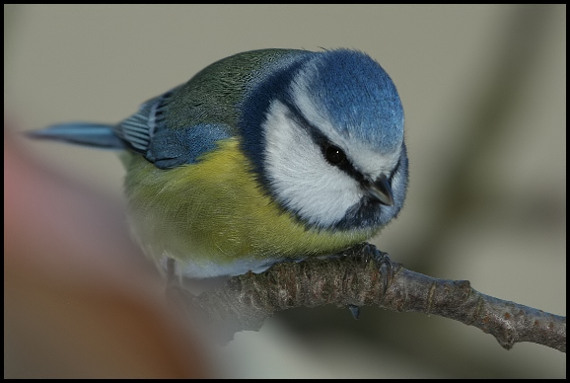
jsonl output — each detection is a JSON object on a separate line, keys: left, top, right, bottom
{"left": 324, "top": 144, "right": 347, "bottom": 166}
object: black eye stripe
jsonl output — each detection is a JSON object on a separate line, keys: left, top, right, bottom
{"left": 280, "top": 98, "right": 379, "bottom": 185}
{"left": 293, "top": 118, "right": 365, "bottom": 181}
{"left": 318, "top": 140, "right": 355, "bottom": 174}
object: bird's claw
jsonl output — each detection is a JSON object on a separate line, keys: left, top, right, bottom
{"left": 347, "top": 304, "right": 361, "bottom": 320}
{"left": 361, "top": 243, "right": 394, "bottom": 295}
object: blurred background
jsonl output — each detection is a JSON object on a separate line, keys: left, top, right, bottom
{"left": 4, "top": 4, "right": 565, "bottom": 378}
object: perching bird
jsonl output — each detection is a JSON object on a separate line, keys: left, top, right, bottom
{"left": 29, "top": 48, "right": 409, "bottom": 279}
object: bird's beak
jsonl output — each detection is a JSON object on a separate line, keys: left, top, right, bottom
{"left": 367, "top": 175, "right": 394, "bottom": 206}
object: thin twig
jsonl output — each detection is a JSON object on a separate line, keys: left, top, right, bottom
{"left": 178, "top": 243, "right": 565, "bottom": 352}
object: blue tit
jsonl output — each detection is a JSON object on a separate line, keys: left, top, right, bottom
{"left": 29, "top": 48, "right": 409, "bottom": 278}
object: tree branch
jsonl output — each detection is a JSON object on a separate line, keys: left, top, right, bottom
{"left": 178, "top": 243, "right": 565, "bottom": 353}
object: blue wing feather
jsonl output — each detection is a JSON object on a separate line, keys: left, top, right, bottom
{"left": 117, "top": 86, "right": 232, "bottom": 169}
{"left": 145, "top": 123, "right": 232, "bottom": 169}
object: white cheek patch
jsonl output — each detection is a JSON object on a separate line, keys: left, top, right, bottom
{"left": 263, "top": 100, "right": 362, "bottom": 228}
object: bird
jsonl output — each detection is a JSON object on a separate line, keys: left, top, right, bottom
{"left": 28, "top": 48, "right": 409, "bottom": 279}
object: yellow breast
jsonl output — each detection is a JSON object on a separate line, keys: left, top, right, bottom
{"left": 121, "top": 138, "right": 377, "bottom": 275}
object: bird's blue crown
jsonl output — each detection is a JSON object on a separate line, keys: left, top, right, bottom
{"left": 298, "top": 49, "right": 404, "bottom": 153}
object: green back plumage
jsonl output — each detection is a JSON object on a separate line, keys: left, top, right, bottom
{"left": 164, "top": 49, "right": 308, "bottom": 132}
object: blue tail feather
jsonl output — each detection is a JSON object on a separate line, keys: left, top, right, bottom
{"left": 27, "top": 122, "right": 126, "bottom": 149}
